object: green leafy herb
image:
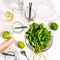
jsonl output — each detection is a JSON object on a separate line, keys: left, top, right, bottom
{"left": 26, "top": 22, "right": 51, "bottom": 54}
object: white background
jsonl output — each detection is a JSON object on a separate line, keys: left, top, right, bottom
{"left": 0, "top": 0, "right": 60, "bottom": 60}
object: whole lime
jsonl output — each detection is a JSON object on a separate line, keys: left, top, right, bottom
{"left": 50, "top": 22, "right": 58, "bottom": 30}
{"left": 2, "top": 31, "right": 10, "bottom": 39}
{"left": 17, "top": 41, "right": 25, "bottom": 49}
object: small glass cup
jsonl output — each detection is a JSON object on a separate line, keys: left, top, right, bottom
{"left": 25, "top": 9, "right": 36, "bottom": 21}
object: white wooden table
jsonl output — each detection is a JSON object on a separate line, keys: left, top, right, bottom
{"left": 0, "top": 0, "right": 60, "bottom": 60}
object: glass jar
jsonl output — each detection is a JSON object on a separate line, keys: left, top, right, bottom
{"left": 25, "top": 9, "right": 36, "bottom": 22}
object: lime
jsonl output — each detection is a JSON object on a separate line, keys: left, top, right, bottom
{"left": 2, "top": 31, "right": 10, "bottom": 39}
{"left": 50, "top": 22, "right": 58, "bottom": 30}
{"left": 17, "top": 41, "right": 25, "bottom": 49}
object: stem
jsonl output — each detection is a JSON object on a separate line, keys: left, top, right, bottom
{"left": 38, "top": 54, "right": 41, "bottom": 60}
{"left": 39, "top": 53, "right": 46, "bottom": 60}
{"left": 33, "top": 53, "right": 36, "bottom": 60}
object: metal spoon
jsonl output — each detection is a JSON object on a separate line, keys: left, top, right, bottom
{"left": 20, "top": 51, "right": 29, "bottom": 60}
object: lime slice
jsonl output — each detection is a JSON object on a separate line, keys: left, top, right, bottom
{"left": 2, "top": 31, "right": 11, "bottom": 39}
{"left": 5, "top": 11, "right": 14, "bottom": 22}
{"left": 17, "top": 41, "right": 25, "bottom": 49}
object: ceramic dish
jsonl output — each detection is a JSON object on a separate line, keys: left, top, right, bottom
{"left": 12, "top": 21, "right": 24, "bottom": 33}
{"left": 4, "top": 50, "right": 20, "bottom": 60}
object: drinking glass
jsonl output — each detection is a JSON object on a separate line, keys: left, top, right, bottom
{"left": 8, "top": 0, "right": 24, "bottom": 14}
{"left": 25, "top": 9, "right": 36, "bottom": 21}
